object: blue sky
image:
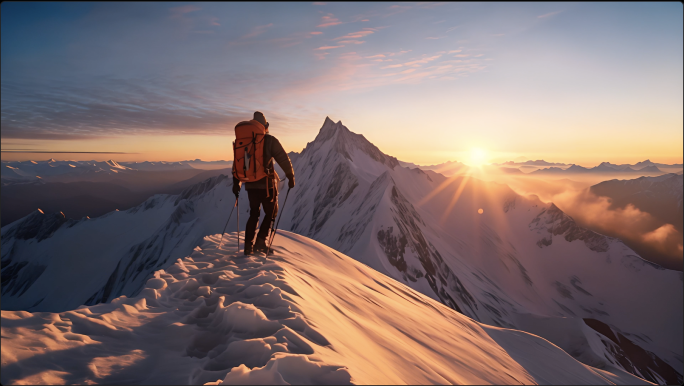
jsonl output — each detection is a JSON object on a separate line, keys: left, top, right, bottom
{"left": 1, "top": 2, "right": 682, "bottom": 164}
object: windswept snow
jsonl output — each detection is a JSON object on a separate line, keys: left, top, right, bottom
{"left": 0, "top": 232, "right": 650, "bottom": 385}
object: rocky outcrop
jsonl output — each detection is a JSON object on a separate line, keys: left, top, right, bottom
{"left": 529, "top": 204, "right": 610, "bottom": 252}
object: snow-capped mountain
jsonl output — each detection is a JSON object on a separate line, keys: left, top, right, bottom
{"left": 0, "top": 233, "right": 651, "bottom": 385}
{"left": 1, "top": 159, "right": 133, "bottom": 185}
{"left": 398, "top": 159, "right": 470, "bottom": 176}
{"left": 531, "top": 163, "right": 673, "bottom": 176}
{"left": 0, "top": 159, "right": 197, "bottom": 185}
{"left": 1, "top": 118, "right": 682, "bottom": 384}
{"left": 279, "top": 118, "right": 683, "bottom": 384}
{"left": 119, "top": 161, "right": 195, "bottom": 171}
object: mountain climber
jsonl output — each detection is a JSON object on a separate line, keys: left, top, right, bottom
{"left": 232, "top": 111, "right": 295, "bottom": 255}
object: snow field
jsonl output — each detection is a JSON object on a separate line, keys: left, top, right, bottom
{"left": 1, "top": 231, "right": 651, "bottom": 385}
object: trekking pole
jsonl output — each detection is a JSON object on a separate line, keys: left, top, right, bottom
{"left": 237, "top": 196, "right": 240, "bottom": 253}
{"left": 218, "top": 197, "right": 238, "bottom": 250}
{"left": 266, "top": 187, "right": 291, "bottom": 256}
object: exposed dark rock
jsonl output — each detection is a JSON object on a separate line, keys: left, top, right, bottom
{"left": 530, "top": 204, "right": 610, "bottom": 252}
{"left": 554, "top": 281, "right": 574, "bottom": 299}
{"left": 584, "top": 318, "right": 683, "bottom": 385}
{"left": 503, "top": 196, "right": 516, "bottom": 213}
{"left": 377, "top": 227, "right": 408, "bottom": 272}
{"left": 3, "top": 210, "right": 69, "bottom": 242}
{"left": 569, "top": 276, "right": 593, "bottom": 296}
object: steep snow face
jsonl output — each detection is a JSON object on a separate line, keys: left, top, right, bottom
{"left": 274, "top": 118, "right": 682, "bottom": 384}
{"left": 1, "top": 175, "right": 250, "bottom": 313}
{"left": 0, "top": 232, "right": 651, "bottom": 385}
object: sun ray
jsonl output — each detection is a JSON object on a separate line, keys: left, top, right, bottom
{"left": 417, "top": 172, "right": 467, "bottom": 206}
{"left": 440, "top": 172, "right": 472, "bottom": 224}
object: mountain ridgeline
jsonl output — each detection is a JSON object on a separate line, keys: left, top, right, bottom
{"left": 1, "top": 117, "right": 682, "bottom": 384}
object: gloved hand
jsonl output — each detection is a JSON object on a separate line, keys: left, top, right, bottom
{"left": 288, "top": 176, "right": 295, "bottom": 189}
{"left": 232, "top": 182, "right": 240, "bottom": 197}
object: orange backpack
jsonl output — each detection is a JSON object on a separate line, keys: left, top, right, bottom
{"left": 232, "top": 120, "right": 269, "bottom": 183}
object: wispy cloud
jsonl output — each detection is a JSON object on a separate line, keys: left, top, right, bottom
{"left": 538, "top": 10, "right": 563, "bottom": 18}
{"left": 337, "top": 40, "right": 365, "bottom": 45}
{"left": 312, "top": 2, "right": 327, "bottom": 5}
{"left": 334, "top": 30, "right": 375, "bottom": 40}
{"left": 318, "top": 14, "right": 343, "bottom": 27}
{"left": 418, "top": 2, "right": 448, "bottom": 9}
{"left": 404, "top": 55, "right": 442, "bottom": 67}
{"left": 386, "top": 4, "right": 412, "bottom": 15}
{"left": 426, "top": 36, "right": 447, "bottom": 40}
{"left": 242, "top": 23, "right": 274, "bottom": 39}
{"left": 310, "top": 31, "right": 323, "bottom": 35}
{"left": 381, "top": 64, "right": 403, "bottom": 69}
{"left": 0, "top": 77, "right": 254, "bottom": 140}
{"left": 169, "top": 5, "right": 201, "bottom": 18}
{"left": 316, "top": 45, "right": 344, "bottom": 50}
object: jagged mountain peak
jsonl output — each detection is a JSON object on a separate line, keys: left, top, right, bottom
{"left": 304, "top": 117, "right": 399, "bottom": 169}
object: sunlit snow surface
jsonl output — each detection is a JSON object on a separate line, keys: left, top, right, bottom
{"left": 1, "top": 232, "right": 649, "bottom": 385}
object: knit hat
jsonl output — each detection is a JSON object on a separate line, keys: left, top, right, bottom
{"left": 253, "top": 111, "right": 268, "bottom": 127}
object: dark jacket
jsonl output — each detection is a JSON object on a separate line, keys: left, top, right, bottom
{"left": 233, "top": 134, "right": 294, "bottom": 191}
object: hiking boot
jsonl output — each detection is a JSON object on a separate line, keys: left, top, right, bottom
{"left": 243, "top": 243, "right": 254, "bottom": 256}
{"left": 253, "top": 237, "right": 268, "bottom": 254}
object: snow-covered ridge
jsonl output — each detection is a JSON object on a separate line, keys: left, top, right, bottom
{"left": 0, "top": 232, "right": 651, "bottom": 385}
{"left": 1, "top": 175, "right": 233, "bottom": 312}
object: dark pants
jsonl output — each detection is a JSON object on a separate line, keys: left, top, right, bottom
{"left": 245, "top": 189, "right": 278, "bottom": 246}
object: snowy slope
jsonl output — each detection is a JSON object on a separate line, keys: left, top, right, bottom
{"left": 2, "top": 118, "right": 682, "bottom": 384}
{"left": 275, "top": 118, "right": 683, "bottom": 384}
{"left": 0, "top": 232, "right": 651, "bottom": 385}
{"left": 1, "top": 175, "right": 241, "bottom": 313}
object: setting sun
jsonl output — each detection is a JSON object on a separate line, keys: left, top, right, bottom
{"left": 469, "top": 148, "right": 488, "bottom": 167}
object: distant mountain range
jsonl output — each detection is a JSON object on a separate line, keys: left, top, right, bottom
{"left": 398, "top": 158, "right": 682, "bottom": 177}
{"left": 498, "top": 159, "right": 682, "bottom": 170}
{"left": 530, "top": 162, "right": 672, "bottom": 175}
{"left": 497, "top": 160, "right": 569, "bottom": 167}
{"left": 0, "top": 160, "right": 235, "bottom": 226}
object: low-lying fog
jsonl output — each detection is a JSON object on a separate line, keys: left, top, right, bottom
{"left": 489, "top": 172, "right": 683, "bottom": 271}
